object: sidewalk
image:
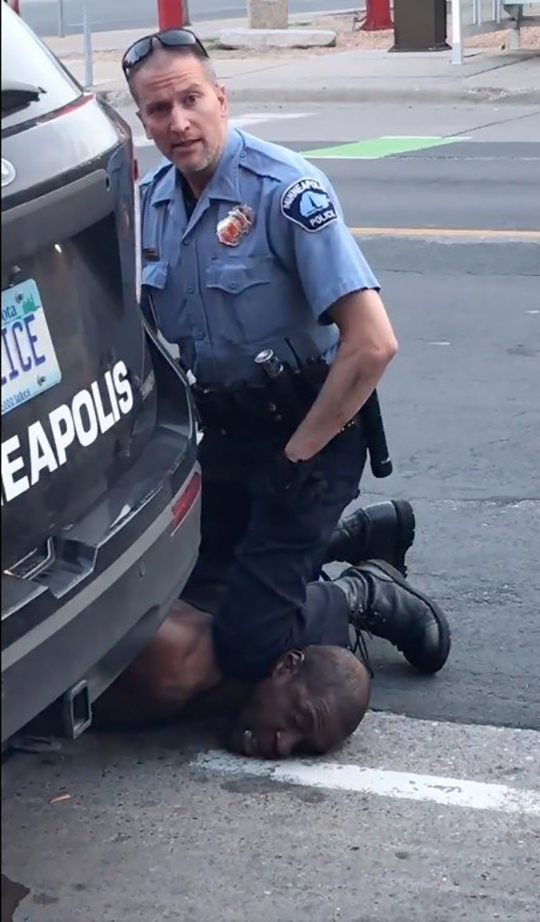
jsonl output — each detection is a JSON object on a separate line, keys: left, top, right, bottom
{"left": 44, "top": 17, "right": 540, "bottom": 107}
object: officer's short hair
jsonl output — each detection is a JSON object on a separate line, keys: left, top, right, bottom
{"left": 298, "top": 646, "right": 370, "bottom": 741}
{"left": 128, "top": 45, "right": 218, "bottom": 103}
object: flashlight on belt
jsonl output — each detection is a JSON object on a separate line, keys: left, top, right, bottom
{"left": 254, "top": 348, "right": 283, "bottom": 378}
{"left": 254, "top": 349, "right": 306, "bottom": 427}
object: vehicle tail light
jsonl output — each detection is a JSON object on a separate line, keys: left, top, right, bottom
{"left": 171, "top": 472, "right": 201, "bottom": 534}
{"left": 36, "top": 93, "right": 91, "bottom": 126}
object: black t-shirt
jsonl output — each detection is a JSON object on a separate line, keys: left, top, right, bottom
{"left": 180, "top": 172, "right": 197, "bottom": 220}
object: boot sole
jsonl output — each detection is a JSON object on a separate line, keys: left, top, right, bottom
{"left": 368, "top": 559, "right": 451, "bottom": 674}
{"left": 391, "top": 500, "right": 416, "bottom": 578}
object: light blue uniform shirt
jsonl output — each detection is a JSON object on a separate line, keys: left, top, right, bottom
{"left": 140, "top": 128, "right": 379, "bottom": 389}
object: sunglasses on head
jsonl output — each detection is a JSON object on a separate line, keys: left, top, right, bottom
{"left": 122, "top": 28, "right": 209, "bottom": 78}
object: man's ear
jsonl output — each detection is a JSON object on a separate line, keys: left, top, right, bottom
{"left": 272, "top": 650, "right": 305, "bottom": 678}
{"left": 216, "top": 83, "right": 228, "bottom": 117}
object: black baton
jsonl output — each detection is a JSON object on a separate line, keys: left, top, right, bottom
{"left": 362, "top": 389, "right": 393, "bottom": 479}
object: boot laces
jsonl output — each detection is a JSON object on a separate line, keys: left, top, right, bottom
{"left": 351, "top": 626, "right": 373, "bottom": 678}
{"left": 321, "top": 567, "right": 374, "bottom": 676}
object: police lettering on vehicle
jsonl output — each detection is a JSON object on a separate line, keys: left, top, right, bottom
{"left": 280, "top": 177, "right": 338, "bottom": 233}
{"left": 1, "top": 361, "right": 134, "bottom": 504}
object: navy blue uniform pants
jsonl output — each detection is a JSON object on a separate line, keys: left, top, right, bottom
{"left": 184, "top": 421, "right": 368, "bottom": 681}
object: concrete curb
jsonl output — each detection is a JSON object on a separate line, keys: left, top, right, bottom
{"left": 218, "top": 28, "right": 337, "bottom": 50}
{"left": 98, "top": 84, "right": 540, "bottom": 109}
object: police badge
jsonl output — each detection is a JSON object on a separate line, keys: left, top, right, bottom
{"left": 217, "top": 205, "right": 254, "bottom": 247}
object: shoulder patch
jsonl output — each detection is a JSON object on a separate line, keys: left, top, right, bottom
{"left": 281, "top": 177, "right": 338, "bottom": 233}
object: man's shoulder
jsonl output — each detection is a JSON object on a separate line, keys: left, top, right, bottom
{"left": 238, "top": 131, "right": 325, "bottom": 188}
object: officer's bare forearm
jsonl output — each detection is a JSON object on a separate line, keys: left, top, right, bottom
{"left": 285, "top": 290, "right": 398, "bottom": 462}
{"left": 285, "top": 346, "right": 391, "bottom": 460}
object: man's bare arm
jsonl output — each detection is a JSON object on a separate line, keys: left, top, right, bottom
{"left": 285, "top": 289, "right": 398, "bottom": 462}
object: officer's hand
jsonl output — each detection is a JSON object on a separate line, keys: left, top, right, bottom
{"left": 266, "top": 452, "right": 327, "bottom": 513}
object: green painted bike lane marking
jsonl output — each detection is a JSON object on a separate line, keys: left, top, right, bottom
{"left": 302, "top": 136, "right": 467, "bottom": 160}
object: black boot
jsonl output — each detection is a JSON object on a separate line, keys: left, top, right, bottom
{"left": 326, "top": 501, "right": 416, "bottom": 576}
{"left": 334, "top": 560, "right": 451, "bottom": 674}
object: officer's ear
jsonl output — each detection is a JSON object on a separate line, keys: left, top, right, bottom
{"left": 216, "top": 82, "right": 228, "bottom": 118}
{"left": 272, "top": 650, "right": 305, "bottom": 678}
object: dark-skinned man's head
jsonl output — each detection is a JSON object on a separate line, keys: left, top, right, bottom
{"left": 228, "top": 646, "right": 371, "bottom": 759}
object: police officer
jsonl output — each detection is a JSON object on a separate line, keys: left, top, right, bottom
{"left": 122, "top": 30, "right": 451, "bottom": 684}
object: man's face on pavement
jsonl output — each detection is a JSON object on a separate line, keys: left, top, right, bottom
{"left": 133, "top": 49, "right": 228, "bottom": 183}
{"left": 228, "top": 651, "right": 341, "bottom": 759}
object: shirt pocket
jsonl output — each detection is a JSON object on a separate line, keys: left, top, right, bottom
{"left": 141, "top": 260, "right": 184, "bottom": 343}
{"left": 142, "top": 260, "right": 169, "bottom": 290}
{"left": 205, "top": 255, "right": 287, "bottom": 343}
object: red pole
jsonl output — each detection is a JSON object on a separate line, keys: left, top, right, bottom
{"left": 157, "top": 0, "right": 187, "bottom": 30}
{"left": 362, "top": 0, "right": 393, "bottom": 31}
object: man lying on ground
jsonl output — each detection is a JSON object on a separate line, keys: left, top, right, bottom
{"left": 95, "top": 599, "right": 371, "bottom": 760}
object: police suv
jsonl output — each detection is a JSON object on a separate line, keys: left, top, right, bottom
{"left": 1, "top": 5, "right": 201, "bottom": 744}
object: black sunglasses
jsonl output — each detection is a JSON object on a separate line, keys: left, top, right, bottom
{"left": 122, "top": 28, "right": 209, "bottom": 78}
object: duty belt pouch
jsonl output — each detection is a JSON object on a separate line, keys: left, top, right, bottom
{"left": 193, "top": 386, "right": 288, "bottom": 439}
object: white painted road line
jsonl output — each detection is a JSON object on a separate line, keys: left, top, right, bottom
{"left": 230, "top": 112, "right": 310, "bottom": 128}
{"left": 195, "top": 752, "right": 540, "bottom": 817}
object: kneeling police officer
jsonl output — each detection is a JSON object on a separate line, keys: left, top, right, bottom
{"left": 122, "top": 29, "right": 451, "bottom": 686}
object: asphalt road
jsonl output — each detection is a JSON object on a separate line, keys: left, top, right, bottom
{"left": 2, "top": 102, "right": 539, "bottom": 922}
{"left": 19, "top": 0, "right": 351, "bottom": 37}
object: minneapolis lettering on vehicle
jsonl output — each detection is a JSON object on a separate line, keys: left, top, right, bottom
{"left": 1, "top": 361, "right": 134, "bottom": 504}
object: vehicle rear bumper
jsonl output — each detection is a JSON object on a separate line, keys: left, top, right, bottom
{"left": 1, "top": 464, "right": 201, "bottom": 743}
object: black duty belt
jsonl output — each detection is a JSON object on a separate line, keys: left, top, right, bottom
{"left": 192, "top": 354, "right": 392, "bottom": 477}
{"left": 192, "top": 354, "right": 330, "bottom": 438}
{"left": 192, "top": 382, "right": 297, "bottom": 439}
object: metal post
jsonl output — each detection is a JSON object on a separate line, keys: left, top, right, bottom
{"left": 58, "top": 0, "right": 66, "bottom": 37}
{"left": 157, "top": 0, "right": 188, "bottom": 29}
{"left": 82, "top": 0, "right": 94, "bottom": 88}
{"left": 508, "top": 18, "right": 521, "bottom": 49}
{"left": 362, "top": 0, "right": 393, "bottom": 30}
{"left": 451, "top": 0, "right": 464, "bottom": 64}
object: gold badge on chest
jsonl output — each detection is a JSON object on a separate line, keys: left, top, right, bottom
{"left": 217, "top": 205, "right": 255, "bottom": 247}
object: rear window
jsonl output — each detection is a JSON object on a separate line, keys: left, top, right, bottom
{"left": 1, "top": 3, "right": 81, "bottom": 131}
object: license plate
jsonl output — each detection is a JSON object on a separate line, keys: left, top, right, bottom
{"left": 1, "top": 279, "right": 62, "bottom": 416}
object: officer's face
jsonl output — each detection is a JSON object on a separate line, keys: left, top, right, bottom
{"left": 228, "top": 652, "right": 342, "bottom": 759}
{"left": 134, "top": 50, "right": 228, "bottom": 186}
